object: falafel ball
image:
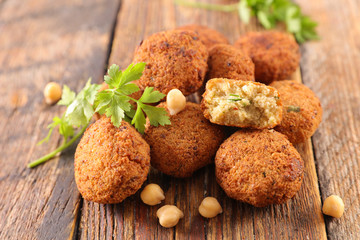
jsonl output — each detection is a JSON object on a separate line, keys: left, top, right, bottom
{"left": 132, "top": 30, "right": 208, "bottom": 96}
{"left": 234, "top": 31, "right": 300, "bottom": 84}
{"left": 207, "top": 44, "right": 255, "bottom": 81}
{"left": 177, "top": 24, "right": 229, "bottom": 49}
{"left": 215, "top": 129, "right": 304, "bottom": 207}
{"left": 270, "top": 80, "right": 322, "bottom": 144}
{"left": 202, "top": 78, "right": 283, "bottom": 129}
{"left": 144, "top": 102, "right": 226, "bottom": 178}
{"left": 75, "top": 118, "right": 150, "bottom": 204}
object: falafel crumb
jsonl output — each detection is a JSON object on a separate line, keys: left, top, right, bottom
{"left": 202, "top": 78, "right": 282, "bottom": 128}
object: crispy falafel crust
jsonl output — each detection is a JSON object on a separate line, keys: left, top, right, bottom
{"left": 202, "top": 78, "right": 283, "bottom": 129}
{"left": 177, "top": 24, "right": 229, "bottom": 49}
{"left": 215, "top": 129, "right": 304, "bottom": 207}
{"left": 74, "top": 118, "right": 150, "bottom": 204}
{"left": 144, "top": 102, "right": 226, "bottom": 178}
{"left": 132, "top": 29, "right": 208, "bottom": 96}
{"left": 207, "top": 44, "right": 255, "bottom": 81}
{"left": 270, "top": 80, "right": 322, "bottom": 144}
{"left": 234, "top": 31, "right": 300, "bottom": 84}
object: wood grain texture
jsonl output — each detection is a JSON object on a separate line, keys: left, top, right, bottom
{"left": 78, "top": 0, "right": 327, "bottom": 239}
{"left": 0, "top": 0, "right": 120, "bottom": 239}
{"left": 296, "top": 0, "right": 360, "bottom": 238}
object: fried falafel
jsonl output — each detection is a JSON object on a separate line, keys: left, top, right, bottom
{"left": 177, "top": 24, "right": 229, "bottom": 49}
{"left": 74, "top": 118, "right": 150, "bottom": 204}
{"left": 215, "top": 129, "right": 304, "bottom": 207}
{"left": 144, "top": 102, "right": 225, "bottom": 178}
{"left": 201, "top": 78, "right": 282, "bottom": 129}
{"left": 132, "top": 30, "right": 208, "bottom": 96}
{"left": 234, "top": 31, "right": 300, "bottom": 84}
{"left": 270, "top": 80, "right": 322, "bottom": 144}
{"left": 207, "top": 44, "right": 255, "bottom": 81}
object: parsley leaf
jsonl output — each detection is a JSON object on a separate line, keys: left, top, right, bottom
{"left": 65, "top": 79, "right": 101, "bottom": 127}
{"left": 138, "top": 87, "right": 166, "bottom": 103}
{"left": 141, "top": 104, "right": 171, "bottom": 127}
{"left": 58, "top": 85, "right": 75, "bottom": 106}
{"left": 131, "top": 106, "right": 147, "bottom": 133}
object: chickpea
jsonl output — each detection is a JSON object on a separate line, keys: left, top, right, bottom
{"left": 322, "top": 195, "right": 344, "bottom": 218}
{"left": 198, "top": 197, "right": 222, "bottom": 218}
{"left": 156, "top": 205, "right": 184, "bottom": 228}
{"left": 166, "top": 89, "right": 186, "bottom": 115}
{"left": 44, "top": 82, "right": 62, "bottom": 105}
{"left": 140, "top": 183, "right": 165, "bottom": 206}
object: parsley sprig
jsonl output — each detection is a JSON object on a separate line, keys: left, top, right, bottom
{"left": 174, "top": 0, "right": 319, "bottom": 43}
{"left": 94, "top": 63, "right": 170, "bottom": 133}
{"left": 28, "top": 63, "right": 170, "bottom": 168}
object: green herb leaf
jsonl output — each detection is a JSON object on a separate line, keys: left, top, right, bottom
{"left": 58, "top": 85, "right": 76, "bottom": 106}
{"left": 131, "top": 105, "right": 146, "bottom": 133}
{"left": 121, "top": 62, "right": 146, "bottom": 86}
{"left": 138, "top": 87, "right": 166, "bottom": 103}
{"left": 37, "top": 116, "right": 74, "bottom": 145}
{"left": 104, "top": 95, "right": 132, "bottom": 127}
{"left": 141, "top": 104, "right": 171, "bottom": 127}
{"left": 105, "top": 64, "right": 122, "bottom": 88}
{"left": 257, "top": 11, "right": 272, "bottom": 29}
{"left": 118, "top": 83, "right": 140, "bottom": 95}
{"left": 64, "top": 79, "right": 101, "bottom": 127}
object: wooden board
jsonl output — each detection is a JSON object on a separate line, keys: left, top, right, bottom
{"left": 0, "top": 0, "right": 120, "bottom": 239}
{"left": 1, "top": 0, "right": 359, "bottom": 239}
{"left": 78, "top": 0, "right": 326, "bottom": 239}
{"left": 296, "top": 0, "right": 360, "bottom": 238}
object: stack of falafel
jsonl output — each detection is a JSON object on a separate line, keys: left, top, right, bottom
{"left": 75, "top": 25, "right": 322, "bottom": 208}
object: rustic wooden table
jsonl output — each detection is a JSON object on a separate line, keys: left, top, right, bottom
{"left": 0, "top": 0, "right": 359, "bottom": 239}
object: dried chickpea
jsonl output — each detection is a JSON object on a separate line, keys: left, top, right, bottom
{"left": 140, "top": 183, "right": 165, "bottom": 206}
{"left": 44, "top": 82, "right": 62, "bottom": 105}
{"left": 322, "top": 195, "right": 344, "bottom": 218}
{"left": 166, "top": 89, "right": 186, "bottom": 115}
{"left": 156, "top": 205, "right": 184, "bottom": 228}
{"left": 198, "top": 197, "right": 223, "bottom": 218}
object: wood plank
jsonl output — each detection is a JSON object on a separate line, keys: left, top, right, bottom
{"left": 295, "top": 0, "right": 360, "bottom": 238}
{"left": 79, "top": 0, "right": 327, "bottom": 239}
{"left": 0, "top": 0, "right": 120, "bottom": 239}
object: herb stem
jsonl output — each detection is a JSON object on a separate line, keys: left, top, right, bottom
{"left": 174, "top": 0, "right": 238, "bottom": 12}
{"left": 28, "top": 125, "right": 88, "bottom": 168}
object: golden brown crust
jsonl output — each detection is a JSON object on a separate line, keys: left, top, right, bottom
{"left": 144, "top": 102, "right": 226, "bottom": 178}
{"left": 132, "top": 29, "right": 208, "bottom": 96}
{"left": 207, "top": 44, "right": 255, "bottom": 81}
{"left": 201, "top": 78, "right": 282, "bottom": 129}
{"left": 234, "top": 31, "right": 300, "bottom": 84}
{"left": 74, "top": 118, "right": 150, "bottom": 204}
{"left": 270, "top": 80, "right": 323, "bottom": 144}
{"left": 215, "top": 129, "right": 304, "bottom": 207}
{"left": 177, "top": 24, "right": 229, "bottom": 49}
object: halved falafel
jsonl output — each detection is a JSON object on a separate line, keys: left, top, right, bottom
{"left": 74, "top": 118, "right": 150, "bottom": 204}
{"left": 132, "top": 30, "right": 208, "bottom": 96}
{"left": 270, "top": 80, "right": 322, "bottom": 144}
{"left": 215, "top": 129, "right": 304, "bottom": 207}
{"left": 207, "top": 44, "right": 255, "bottom": 81}
{"left": 144, "top": 102, "right": 225, "bottom": 178}
{"left": 177, "top": 24, "right": 229, "bottom": 49}
{"left": 234, "top": 31, "right": 300, "bottom": 84}
{"left": 201, "top": 78, "right": 282, "bottom": 129}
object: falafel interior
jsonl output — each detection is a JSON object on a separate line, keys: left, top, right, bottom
{"left": 203, "top": 78, "right": 282, "bottom": 128}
